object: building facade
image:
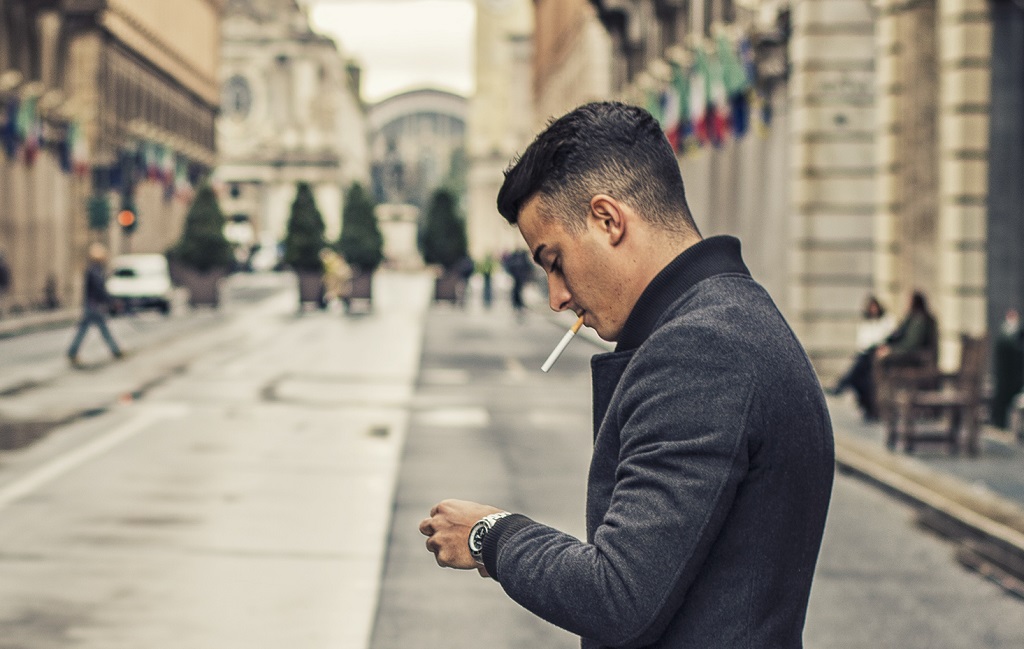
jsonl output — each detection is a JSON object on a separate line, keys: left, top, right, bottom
{"left": 532, "top": 0, "right": 613, "bottom": 128}
{"left": 584, "top": 0, "right": 1004, "bottom": 378}
{"left": 466, "top": 0, "right": 534, "bottom": 262}
{"left": 215, "top": 0, "right": 369, "bottom": 244}
{"left": 0, "top": 0, "right": 222, "bottom": 313}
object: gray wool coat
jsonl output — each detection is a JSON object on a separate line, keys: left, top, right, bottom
{"left": 481, "top": 236, "right": 834, "bottom": 648}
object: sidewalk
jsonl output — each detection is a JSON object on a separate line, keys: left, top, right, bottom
{"left": 826, "top": 392, "right": 1024, "bottom": 592}
{"left": 0, "top": 306, "right": 78, "bottom": 339}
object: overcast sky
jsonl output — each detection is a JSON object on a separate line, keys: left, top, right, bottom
{"left": 302, "top": 0, "right": 475, "bottom": 104}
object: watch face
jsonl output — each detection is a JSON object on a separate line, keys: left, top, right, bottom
{"left": 469, "top": 521, "right": 488, "bottom": 555}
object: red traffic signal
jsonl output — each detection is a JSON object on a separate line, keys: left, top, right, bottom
{"left": 116, "top": 209, "right": 136, "bottom": 230}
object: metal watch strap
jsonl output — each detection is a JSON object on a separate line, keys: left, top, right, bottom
{"left": 468, "top": 512, "right": 511, "bottom": 564}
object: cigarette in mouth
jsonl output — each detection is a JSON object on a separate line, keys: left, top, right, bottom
{"left": 541, "top": 315, "right": 585, "bottom": 373}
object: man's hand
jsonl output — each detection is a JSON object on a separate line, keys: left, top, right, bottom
{"left": 419, "top": 499, "right": 503, "bottom": 571}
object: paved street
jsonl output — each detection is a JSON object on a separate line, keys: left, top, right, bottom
{"left": 0, "top": 271, "right": 429, "bottom": 648}
{"left": 0, "top": 272, "right": 1022, "bottom": 647}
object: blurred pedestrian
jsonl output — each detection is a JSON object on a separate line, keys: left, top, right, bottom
{"left": 0, "top": 250, "right": 10, "bottom": 318}
{"left": 67, "top": 242, "right": 122, "bottom": 365}
{"left": 502, "top": 249, "right": 531, "bottom": 318}
{"left": 991, "top": 307, "right": 1024, "bottom": 429}
{"left": 868, "top": 290, "right": 939, "bottom": 421}
{"left": 319, "top": 248, "right": 352, "bottom": 313}
{"left": 829, "top": 294, "right": 895, "bottom": 419}
{"left": 454, "top": 253, "right": 475, "bottom": 308}
{"left": 478, "top": 253, "right": 495, "bottom": 309}
{"left": 419, "top": 102, "right": 834, "bottom": 649}
{"left": 875, "top": 291, "right": 938, "bottom": 366}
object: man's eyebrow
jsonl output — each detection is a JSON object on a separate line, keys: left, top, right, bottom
{"left": 532, "top": 244, "right": 546, "bottom": 267}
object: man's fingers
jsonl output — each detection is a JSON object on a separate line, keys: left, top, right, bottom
{"left": 418, "top": 518, "right": 434, "bottom": 536}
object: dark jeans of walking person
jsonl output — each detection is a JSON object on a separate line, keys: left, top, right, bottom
{"left": 67, "top": 306, "right": 122, "bottom": 363}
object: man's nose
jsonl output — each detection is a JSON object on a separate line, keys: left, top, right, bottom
{"left": 548, "top": 275, "right": 572, "bottom": 312}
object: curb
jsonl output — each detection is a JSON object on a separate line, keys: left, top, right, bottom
{"left": 0, "top": 309, "right": 78, "bottom": 339}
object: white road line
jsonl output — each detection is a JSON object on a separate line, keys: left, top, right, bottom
{"left": 0, "top": 408, "right": 175, "bottom": 512}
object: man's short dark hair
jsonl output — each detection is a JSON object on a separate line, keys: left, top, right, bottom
{"left": 496, "top": 102, "right": 699, "bottom": 236}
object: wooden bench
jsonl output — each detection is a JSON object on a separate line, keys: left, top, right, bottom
{"left": 874, "top": 351, "right": 939, "bottom": 449}
{"left": 891, "top": 334, "right": 989, "bottom": 456}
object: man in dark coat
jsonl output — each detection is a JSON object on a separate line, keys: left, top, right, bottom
{"left": 419, "top": 102, "right": 834, "bottom": 648}
{"left": 67, "top": 242, "right": 123, "bottom": 365}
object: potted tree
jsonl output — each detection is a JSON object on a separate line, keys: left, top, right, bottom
{"left": 284, "top": 182, "right": 327, "bottom": 308}
{"left": 168, "top": 184, "right": 234, "bottom": 307}
{"left": 421, "top": 188, "right": 469, "bottom": 303}
{"left": 337, "top": 182, "right": 384, "bottom": 309}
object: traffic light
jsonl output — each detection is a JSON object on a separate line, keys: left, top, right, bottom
{"left": 116, "top": 208, "right": 136, "bottom": 233}
{"left": 117, "top": 197, "right": 137, "bottom": 234}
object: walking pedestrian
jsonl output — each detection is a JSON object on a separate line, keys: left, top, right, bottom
{"left": 503, "top": 249, "right": 531, "bottom": 319}
{"left": 992, "top": 307, "right": 1024, "bottom": 429}
{"left": 419, "top": 102, "right": 834, "bottom": 648}
{"left": 478, "top": 253, "right": 495, "bottom": 309}
{"left": 67, "top": 242, "right": 123, "bottom": 365}
{"left": 0, "top": 250, "right": 10, "bottom": 318}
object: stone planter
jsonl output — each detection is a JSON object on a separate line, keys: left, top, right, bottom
{"left": 434, "top": 270, "right": 464, "bottom": 305}
{"left": 297, "top": 270, "right": 324, "bottom": 308}
{"left": 179, "top": 266, "right": 226, "bottom": 307}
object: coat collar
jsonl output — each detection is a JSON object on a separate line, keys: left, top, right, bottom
{"left": 614, "top": 236, "right": 750, "bottom": 352}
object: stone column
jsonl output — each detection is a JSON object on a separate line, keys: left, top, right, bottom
{"left": 935, "top": 0, "right": 991, "bottom": 366}
{"left": 789, "top": 0, "right": 877, "bottom": 378}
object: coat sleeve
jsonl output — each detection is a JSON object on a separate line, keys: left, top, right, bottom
{"left": 484, "top": 326, "right": 755, "bottom": 648}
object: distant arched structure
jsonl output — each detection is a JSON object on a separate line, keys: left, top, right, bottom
{"left": 368, "top": 88, "right": 467, "bottom": 209}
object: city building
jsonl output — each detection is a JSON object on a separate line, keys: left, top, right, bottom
{"left": 532, "top": 0, "right": 613, "bottom": 129}
{"left": 466, "top": 0, "right": 534, "bottom": 262}
{"left": 0, "top": 0, "right": 223, "bottom": 313}
{"left": 216, "top": 0, "right": 369, "bottom": 245}
{"left": 587, "top": 0, "right": 1005, "bottom": 378}
{"left": 368, "top": 88, "right": 467, "bottom": 268}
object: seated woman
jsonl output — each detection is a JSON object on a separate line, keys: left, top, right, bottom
{"left": 870, "top": 291, "right": 940, "bottom": 421}
{"left": 830, "top": 295, "right": 895, "bottom": 418}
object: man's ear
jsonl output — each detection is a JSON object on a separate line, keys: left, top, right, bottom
{"left": 589, "top": 195, "right": 626, "bottom": 246}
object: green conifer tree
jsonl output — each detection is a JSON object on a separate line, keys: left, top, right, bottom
{"left": 284, "top": 182, "right": 326, "bottom": 272}
{"left": 338, "top": 182, "right": 384, "bottom": 272}
{"left": 171, "top": 184, "right": 234, "bottom": 273}
{"left": 421, "top": 188, "right": 467, "bottom": 270}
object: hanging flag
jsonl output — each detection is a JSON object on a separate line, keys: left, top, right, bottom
{"left": 69, "top": 121, "right": 90, "bottom": 176}
{"left": 645, "top": 88, "right": 664, "bottom": 125}
{"left": 707, "top": 45, "right": 731, "bottom": 147}
{"left": 24, "top": 112, "right": 43, "bottom": 166}
{"left": 1, "top": 100, "right": 19, "bottom": 158}
{"left": 663, "top": 62, "right": 688, "bottom": 153}
{"left": 162, "top": 150, "right": 176, "bottom": 201}
{"left": 17, "top": 97, "right": 40, "bottom": 164}
{"left": 145, "top": 142, "right": 160, "bottom": 180}
{"left": 162, "top": 147, "right": 174, "bottom": 183}
{"left": 690, "top": 49, "right": 710, "bottom": 148}
{"left": 174, "top": 156, "right": 193, "bottom": 203}
{"left": 720, "top": 34, "right": 752, "bottom": 138}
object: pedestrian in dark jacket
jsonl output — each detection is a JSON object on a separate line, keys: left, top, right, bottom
{"left": 419, "top": 102, "right": 834, "bottom": 648}
{"left": 67, "top": 242, "right": 123, "bottom": 365}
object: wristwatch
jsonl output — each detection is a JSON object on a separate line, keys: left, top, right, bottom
{"left": 468, "top": 512, "right": 511, "bottom": 564}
